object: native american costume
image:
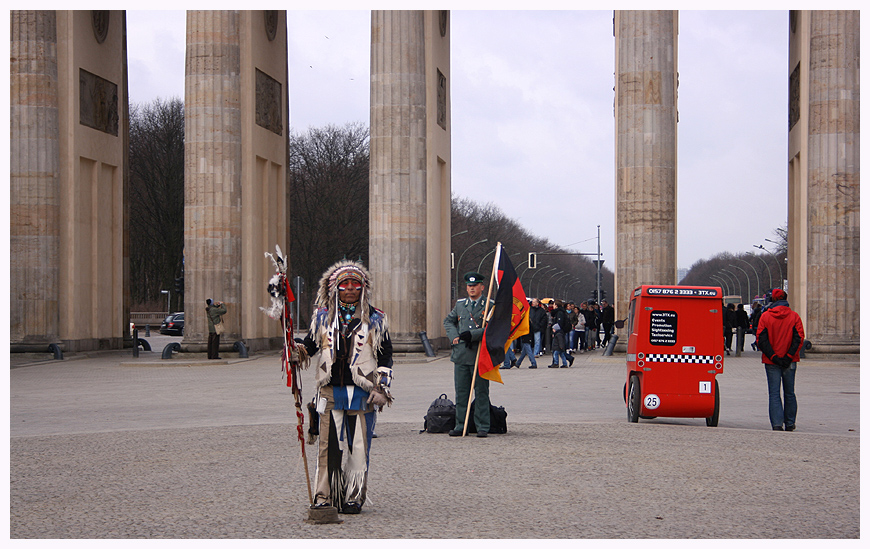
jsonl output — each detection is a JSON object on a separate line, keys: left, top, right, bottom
{"left": 300, "top": 260, "right": 393, "bottom": 513}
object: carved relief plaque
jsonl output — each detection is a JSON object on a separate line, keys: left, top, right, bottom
{"left": 789, "top": 63, "right": 800, "bottom": 130}
{"left": 265, "top": 11, "right": 278, "bottom": 41}
{"left": 256, "top": 68, "right": 283, "bottom": 135}
{"left": 79, "top": 68, "right": 119, "bottom": 136}
{"left": 437, "top": 69, "right": 447, "bottom": 130}
{"left": 92, "top": 11, "right": 109, "bottom": 44}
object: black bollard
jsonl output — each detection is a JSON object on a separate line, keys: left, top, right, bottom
{"left": 145, "top": 324, "right": 151, "bottom": 337}
{"left": 133, "top": 328, "right": 139, "bottom": 358}
{"left": 419, "top": 331, "right": 436, "bottom": 357}
{"left": 604, "top": 334, "right": 619, "bottom": 356}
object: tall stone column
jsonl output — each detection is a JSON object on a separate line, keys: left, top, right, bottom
{"left": 10, "top": 11, "right": 60, "bottom": 347}
{"left": 183, "top": 10, "right": 243, "bottom": 350}
{"left": 788, "top": 11, "right": 859, "bottom": 353}
{"left": 614, "top": 11, "right": 679, "bottom": 329}
{"left": 370, "top": 11, "right": 451, "bottom": 352}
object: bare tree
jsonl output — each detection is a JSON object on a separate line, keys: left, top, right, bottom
{"left": 128, "top": 98, "right": 185, "bottom": 311}
{"left": 450, "top": 195, "right": 612, "bottom": 303}
{"left": 287, "top": 123, "right": 370, "bottom": 321}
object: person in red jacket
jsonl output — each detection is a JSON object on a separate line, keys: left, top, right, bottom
{"left": 756, "top": 288, "right": 805, "bottom": 431}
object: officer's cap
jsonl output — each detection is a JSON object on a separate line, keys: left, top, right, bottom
{"left": 464, "top": 271, "right": 485, "bottom": 285}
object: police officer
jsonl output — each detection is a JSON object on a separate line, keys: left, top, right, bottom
{"left": 443, "top": 271, "right": 492, "bottom": 438}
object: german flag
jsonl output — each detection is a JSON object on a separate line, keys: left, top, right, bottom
{"left": 478, "top": 250, "right": 530, "bottom": 383}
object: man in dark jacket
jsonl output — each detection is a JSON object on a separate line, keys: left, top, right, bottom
{"left": 529, "top": 298, "right": 548, "bottom": 357}
{"left": 756, "top": 288, "right": 805, "bottom": 431}
{"left": 600, "top": 300, "right": 615, "bottom": 347}
{"left": 548, "top": 299, "right": 573, "bottom": 367}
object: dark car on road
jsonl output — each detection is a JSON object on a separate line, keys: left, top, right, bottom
{"left": 160, "top": 312, "right": 184, "bottom": 335}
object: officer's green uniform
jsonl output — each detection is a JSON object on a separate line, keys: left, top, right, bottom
{"left": 443, "top": 272, "right": 492, "bottom": 434}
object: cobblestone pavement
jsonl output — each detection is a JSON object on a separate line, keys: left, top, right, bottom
{"left": 9, "top": 344, "right": 860, "bottom": 538}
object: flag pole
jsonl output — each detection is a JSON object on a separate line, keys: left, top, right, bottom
{"left": 462, "top": 241, "right": 502, "bottom": 436}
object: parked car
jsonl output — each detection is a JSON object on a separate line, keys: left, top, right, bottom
{"left": 160, "top": 312, "right": 184, "bottom": 335}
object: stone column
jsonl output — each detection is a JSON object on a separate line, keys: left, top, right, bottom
{"left": 10, "top": 11, "right": 60, "bottom": 347}
{"left": 788, "top": 11, "right": 859, "bottom": 353}
{"left": 370, "top": 11, "right": 429, "bottom": 352}
{"left": 184, "top": 10, "right": 243, "bottom": 350}
{"left": 614, "top": 11, "right": 679, "bottom": 331}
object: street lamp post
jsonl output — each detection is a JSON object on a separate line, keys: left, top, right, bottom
{"left": 754, "top": 244, "right": 783, "bottom": 289}
{"left": 751, "top": 248, "right": 774, "bottom": 290}
{"left": 477, "top": 249, "right": 496, "bottom": 275}
{"left": 709, "top": 275, "right": 730, "bottom": 295}
{"left": 736, "top": 257, "right": 762, "bottom": 298}
{"left": 719, "top": 269, "right": 741, "bottom": 299}
{"left": 454, "top": 238, "right": 488, "bottom": 302}
{"left": 565, "top": 279, "right": 582, "bottom": 301}
{"left": 717, "top": 271, "right": 736, "bottom": 296}
{"left": 729, "top": 264, "right": 751, "bottom": 303}
{"left": 551, "top": 273, "right": 571, "bottom": 299}
{"left": 540, "top": 270, "right": 562, "bottom": 298}
{"left": 528, "top": 265, "right": 554, "bottom": 299}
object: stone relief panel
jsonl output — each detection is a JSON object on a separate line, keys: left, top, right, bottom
{"left": 79, "top": 68, "right": 118, "bottom": 136}
{"left": 255, "top": 68, "right": 283, "bottom": 135}
{"left": 789, "top": 63, "right": 800, "bottom": 130}
{"left": 264, "top": 10, "right": 278, "bottom": 41}
{"left": 437, "top": 69, "right": 447, "bottom": 130}
{"left": 92, "top": 10, "right": 109, "bottom": 44}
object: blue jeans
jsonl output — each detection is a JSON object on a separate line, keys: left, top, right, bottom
{"left": 515, "top": 341, "right": 537, "bottom": 367}
{"left": 567, "top": 330, "right": 577, "bottom": 350}
{"left": 765, "top": 363, "right": 797, "bottom": 428}
{"left": 502, "top": 345, "right": 516, "bottom": 368}
{"left": 533, "top": 331, "right": 542, "bottom": 355}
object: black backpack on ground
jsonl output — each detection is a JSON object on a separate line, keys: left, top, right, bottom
{"left": 421, "top": 393, "right": 456, "bottom": 433}
{"left": 467, "top": 399, "right": 508, "bottom": 434}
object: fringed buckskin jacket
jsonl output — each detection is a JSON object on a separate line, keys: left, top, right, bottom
{"left": 303, "top": 305, "right": 392, "bottom": 392}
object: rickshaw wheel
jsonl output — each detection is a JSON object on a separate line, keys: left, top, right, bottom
{"left": 706, "top": 379, "right": 720, "bottom": 427}
{"left": 627, "top": 375, "right": 640, "bottom": 423}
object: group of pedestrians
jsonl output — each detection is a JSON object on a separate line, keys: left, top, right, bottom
{"left": 500, "top": 296, "right": 615, "bottom": 370}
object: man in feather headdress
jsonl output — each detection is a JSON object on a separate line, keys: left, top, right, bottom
{"left": 298, "top": 260, "right": 393, "bottom": 514}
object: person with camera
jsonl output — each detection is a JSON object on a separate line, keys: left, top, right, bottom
{"left": 205, "top": 298, "right": 227, "bottom": 359}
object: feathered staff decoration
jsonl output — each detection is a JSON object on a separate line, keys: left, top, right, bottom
{"left": 262, "top": 245, "right": 313, "bottom": 506}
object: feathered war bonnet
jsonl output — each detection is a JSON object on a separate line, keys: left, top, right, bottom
{"left": 312, "top": 259, "right": 388, "bottom": 353}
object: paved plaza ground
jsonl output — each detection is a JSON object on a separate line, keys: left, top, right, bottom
{"left": 8, "top": 336, "right": 861, "bottom": 538}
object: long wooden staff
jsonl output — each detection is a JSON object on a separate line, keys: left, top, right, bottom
{"left": 461, "top": 242, "right": 502, "bottom": 436}
{"left": 282, "top": 275, "right": 313, "bottom": 506}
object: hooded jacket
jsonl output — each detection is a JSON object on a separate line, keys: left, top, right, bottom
{"left": 756, "top": 300, "right": 805, "bottom": 365}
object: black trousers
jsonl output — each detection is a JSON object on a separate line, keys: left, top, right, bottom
{"left": 208, "top": 332, "right": 221, "bottom": 358}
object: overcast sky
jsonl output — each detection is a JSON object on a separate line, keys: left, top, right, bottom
{"left": 126, "top": 9, "right": 791, "bottom": 271}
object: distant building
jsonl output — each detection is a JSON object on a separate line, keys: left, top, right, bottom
{"left": 677, "top": 268, "right": 689, "bottom": 284}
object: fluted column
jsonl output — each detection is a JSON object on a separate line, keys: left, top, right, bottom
{"left": 370, "top": 10, "right": 428, "bottom": 351}
{"left": 10, "top": 11, "right": 60, "bottom": 346}
{"left": 794, "top": 11, "right": 859, "bottom": 352}
{"left": 184, "top": 10, "right": 242, "bottom": 347}
{"left": 614, "top": 11, "right": 679, "bottom": 327}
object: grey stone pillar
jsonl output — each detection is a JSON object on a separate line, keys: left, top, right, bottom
{"left": 370, "top": 11, "right": 429, "bottom": 352}
{"left": 10, "top": 11, "right": 60, "bottom": 347}
{"left": 788, "top": 11, "right": 859, "bottom": 353}
{"left": 184, "top": 10, "right": 242, "bottom": 349}
{"left": 614, "top": 11, "right": 679, "bottom": 328}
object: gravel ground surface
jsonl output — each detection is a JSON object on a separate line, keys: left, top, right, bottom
{"left": 9, "top": 341, "right": 860, "bottom": 539}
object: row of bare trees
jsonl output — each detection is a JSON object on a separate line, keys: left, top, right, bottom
{"left": 129, "top": 98, "right": 185, "bottom": 312}
{"left": 678, "top": 230, "right": 788, "bottom": 304}
{"left": 134, "top": 103, "right": 771, "bottom": 318}
{"left": 127, "top": 104, "right": 615, "bottom": 317}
